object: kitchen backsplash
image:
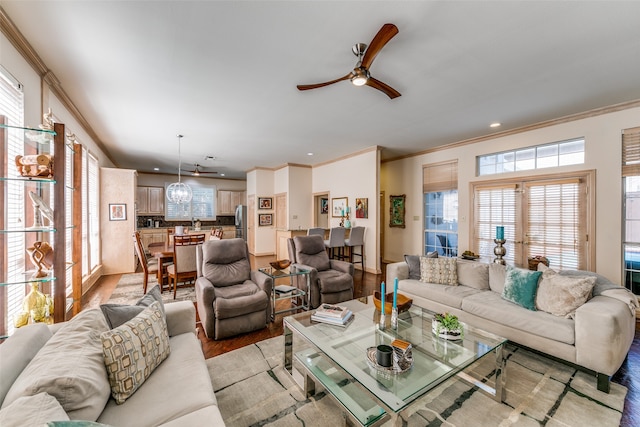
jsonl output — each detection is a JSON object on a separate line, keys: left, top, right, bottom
{"left": 137, "top": 215, "right": 235, "bottom": 229}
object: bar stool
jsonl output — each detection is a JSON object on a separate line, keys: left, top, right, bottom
{"left": 324, "top": 227, "right": 346, "bottom": 260}
{"left": 307, "top": 227, "right": 325, "bottom": 237}
{"left": 344, "top": 226, "right": 365, "bottom": 270}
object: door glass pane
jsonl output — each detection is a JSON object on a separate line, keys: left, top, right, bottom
{"left": 424, "top": 191, "right": 458, "bottom": 256}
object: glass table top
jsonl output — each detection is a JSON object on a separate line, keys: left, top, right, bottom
{"left": 259, "top": 265, "right": 310, "bottom": 278}
{"left": 284, "top": 296, "right": 506, "bottom": 414}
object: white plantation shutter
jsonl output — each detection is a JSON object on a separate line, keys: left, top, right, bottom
{"left": 82, "top": 148, "right": 89, "bottom": 276}
{"left": 88, "top": 153, "right": 100, "bottom": 271}
{"left": 623, "top": 127, "right": 640, "bottom": 177}
{"left": 1, "top": 67, "right": 26, "bottom": 336}
{"left": 473, "top": 184, "right": 520, "bottom": 263}
{"left": 524, "top": 179, "right": 587, "bottom": 270}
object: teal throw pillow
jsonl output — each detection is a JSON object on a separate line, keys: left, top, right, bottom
{"left": 502, "top": 266, "right": 542, "bottom": 311}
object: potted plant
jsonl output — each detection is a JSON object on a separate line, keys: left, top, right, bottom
{"left": 432, "top": 312, "right": 463, "bottom": 340}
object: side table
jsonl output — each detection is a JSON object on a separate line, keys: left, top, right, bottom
{"left": 259, "top": 266, "right": 310, "bottom": 321}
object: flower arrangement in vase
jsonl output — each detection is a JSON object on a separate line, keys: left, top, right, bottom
{"left": 432, "top": 312, "right": 463, "bottom": 340}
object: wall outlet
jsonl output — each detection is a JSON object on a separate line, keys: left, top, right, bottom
{"left": 413, "top": 216, "right": 420, "bottom": 221}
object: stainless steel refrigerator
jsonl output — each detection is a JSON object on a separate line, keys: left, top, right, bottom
{"left": 235, "top": 205, "right": 247, "bottom": 241}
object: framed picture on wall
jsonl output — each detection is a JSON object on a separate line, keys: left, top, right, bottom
{"left": 355, "top": 197, "right": 368, "bottom": 219}
{"left": 389, "top": 195, "right": 406, "bottom": 228}
{"left": 258, "top": 197, "right": 272, "bottom": 210}
{"left": 320, "top": 198, "right": 329, "bottom": 214}
{"left": 331, "top": 197, "right": 347, "bottom": 217}
{"left": 259, "top": 213, "right": 273, "bottom": 226}
{"left": 109, "top": 203, "right": 127, "bottom": 221}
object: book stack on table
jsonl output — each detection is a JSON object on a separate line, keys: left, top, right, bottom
{"left": 311, "top": 304, "right": 353, "bottom": 326}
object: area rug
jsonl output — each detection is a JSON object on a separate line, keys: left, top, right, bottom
{"left": 107, "top": 273, "right": 196, "bottom": 305}
{"left": 206, "top": 336, "right": 627, "bottom": 427}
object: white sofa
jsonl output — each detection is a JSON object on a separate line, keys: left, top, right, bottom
{"left": 0, "top": 301, "right": 225, "bottom": 427}
{"left": 387, "top": 258, "right": 638, "bottom": 392}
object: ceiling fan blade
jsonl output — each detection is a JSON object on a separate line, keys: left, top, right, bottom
{"left": 361, "top": 23, "right": 398, "bottom": 69}
{"left": 365, "top": 77, "right": 401, "bottom": 99}
{"left": 297, "top": 73, "right": 353, "bottom": 91}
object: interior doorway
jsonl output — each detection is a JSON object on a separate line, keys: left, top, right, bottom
{"left": 313, "top": 193, "right": 329, "bottom": 228}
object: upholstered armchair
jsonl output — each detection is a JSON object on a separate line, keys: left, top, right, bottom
{"left": 195, "top": 238, "right": 272, "bottom": 340}
{"left": 288, "top": 235, "right": 354, "bottom": 309}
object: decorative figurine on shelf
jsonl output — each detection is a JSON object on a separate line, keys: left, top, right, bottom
{"left": 26, "top": 241, "right": 54, "bottom": 278}
{"left": 13, "top": 281, "right": 53, "bottom": 328}
{"left": 28, "top": 191, "right": 54, "bottom": 229}
{"left": 15, "top": 154, "right": 54, "bottom": 178}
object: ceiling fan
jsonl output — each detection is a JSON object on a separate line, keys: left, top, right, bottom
{"left": 297, "top": 23, "right": 401, "bottom": 99}
{"left": 185, "top": 164, "right": 218, "bottom": 176}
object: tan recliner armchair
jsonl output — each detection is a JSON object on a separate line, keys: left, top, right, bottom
{"left": 195, "top": 238, "right": 272, "bottom": 340}
{"left": 288, "top": 235, "right": 354, "bottom": 309}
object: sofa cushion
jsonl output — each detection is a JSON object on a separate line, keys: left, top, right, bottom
{"left": 101, "top": 302, "right": 171, "bottom": 404}
{"left": 502, "top": 266, "right": 542, "bottom": 311}
{"left": 317, "top": 270, "right": 353, "bottom": 293}
{"left": 404, "top": 251, "right": 437, "bottom": 280}
{"left": 398, "top": 279, "right": 483, "bottom": 309}
{"left": 420, "top": 257, "right": 457, "bottom": 286}
{"left": 488, "top": 263, "right": 507, "bottom": 293}
{"left": 214, "top": 283, "right": 268, "bottom": 319}
{"left": 456, "top": 260, "right": 490, "bottom": 290}
{"left": 536, "top": 267, "right": 596, "bottom": 318}
{"left": 100, "top": 285, "right": 165, "bottom": 329}
{"left": 97, "top": 333, "right": 217, "bottom": 427}
{"left": 462, "top": 291, "right": 575, "bottom": 345}
{"left": 0, "top": 323, "right": 52, "bottom": 406}
{"left": 201, "top": 239, "right": 252, "bottom": 286}
{"left": 0, "top": 392, "right": 69, "bottom": 427}
{"left": 2, "top": 309, "right": 111, "bottom": 421}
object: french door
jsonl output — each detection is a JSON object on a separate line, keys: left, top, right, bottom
{"left": 473, "top": 171, "right": 593, "bottom": 270}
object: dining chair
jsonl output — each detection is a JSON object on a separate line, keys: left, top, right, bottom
{"left": 167, "top": 228, "right": 175, "bottom": 245}
{"left": 324, "top": 227, "right": 346, "bottom": 260}
{"left": 307, "top": 227, "right": 325, "bottom": 237}
{"left": 132, "top": 231, "right": 159, "bottom": 294}
{"left": 167, "top": 233, "right": 206, "bottom": 299}
{"left": 210, "top": 227, "right": 224, "bottom": 240}
{"left": 344, "top": 226, "right": 365, "bottom": 271}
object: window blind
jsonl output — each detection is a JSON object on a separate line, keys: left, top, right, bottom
{"left": 423, "top": 160, "right": 458, "bottom": 192}
{"left": 473, "top": 184, "right": 520, "bottom": 263}
{"left": 88, "top": 153, "right": 100, "bottom": 271}
{"left": 81, "top": 148, "right": 89, "bottom": 276}
{"left": 524, "top": 179, "right": 587, "bottom": 270}
{"left": 623, "top": 127, "right": 640, "bottom": 177}
{"left": 1, "top": 66, "right": 26, "bottom": 336}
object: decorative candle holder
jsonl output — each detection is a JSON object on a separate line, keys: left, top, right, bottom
{"left": 391, "top": 307, "right": 398, "bottom": 330}
{"left": 379, "top": 312, "right": 386, "bottom": 330}
{"left": 493, "top": 239, "right": 506, "bottom": 265}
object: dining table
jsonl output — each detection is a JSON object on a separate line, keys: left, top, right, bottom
{"left": 148, "top": 242, "right": 174, "bottom": 290}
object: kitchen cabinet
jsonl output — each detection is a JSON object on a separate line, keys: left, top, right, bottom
{"left": 137, "top": 186, "right": 164, "bottom": 215}
{"left": 138, "top": 229, "right": 167, "bottom": 251}
{"left": 217, "top": 190, "right": 246, "bottom": 215}
{"left": 275, "top": 229, "right": 307, "bottom": 260}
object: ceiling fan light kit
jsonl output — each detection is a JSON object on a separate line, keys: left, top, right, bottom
{"left": 297, "top": 23, "right": 401, "bottom": 99}
{"left": 166, "top": 134, "right": 193, "bottom": 205}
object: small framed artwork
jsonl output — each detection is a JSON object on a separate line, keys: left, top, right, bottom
{"left": 331, "top": 197, "right": 348, "bottom": 218}
{"left": 320, "top": 198, "right": 329, "bottom": 214}
{"left": 109, "top": 203, "right": 127, "bottom": 221}
{"left": 389, "top": 195, "right": 406, "bottom": 228}
{"left": 355, "top": 197, "right": 368, "bottom": 219}
{"left": 259, "top": 213, "right": 273, "bottom": 226}
{"left": 258, "top": 197, "right": 272, "bottom": 210}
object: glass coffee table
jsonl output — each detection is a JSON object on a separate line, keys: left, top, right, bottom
{"left": 283, "top": 296, "right": 507, "bottom": 426}
{"left": 259, "top": 266, "right": 310, "bottom": 321}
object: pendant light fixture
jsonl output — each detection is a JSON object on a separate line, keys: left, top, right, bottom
{"left": 166, "top": 134, "right": 192, "bottom": 204}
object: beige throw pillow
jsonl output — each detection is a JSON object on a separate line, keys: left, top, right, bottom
{"left": 0, "top": 392, "right": 69, "bottom": 427}
{"left": 420, "top": 257, "right": 458, "bottom": 286}
{"left": 101, "top": 301, "right": 170, "bottom": 404}
{"left": 535, "top": 267, "right": 596, "bottom": 318}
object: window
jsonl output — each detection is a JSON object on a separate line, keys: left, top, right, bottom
{"left": 81, "top": 148, "right": 100, "bottom": 277}
{"left": 622, "top": 126, "right": 640, "bottom": 295}
{"left": 472, "top": 172, "right": 592, "bottom": 270}
{"left": 165, "top": 184, "right": 216, "bottom": 221}
{"left": 423, "top": 161, "right": 458, "bottom": 256}
{"left": 477, "top": 138, "right": 585, "bottom": 176}
{"left": 0, "top": 66, "right": 25, "bottom": 337}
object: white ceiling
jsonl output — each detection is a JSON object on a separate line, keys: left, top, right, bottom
{"left": 3, "top": 1, "right": 640, "bottom": 179}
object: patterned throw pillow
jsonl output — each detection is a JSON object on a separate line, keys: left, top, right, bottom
{"left": 502, "top": 266, "right": 542, "bottom": 311}
{"left": 405, "top": 251, "right": 437, "bottom": 280}
{"left": 101, "top": 301, "right": 170, "bottom": 404}
{"left": 536, "top": 267, "right": 596, "bottom": 318}
{"left": 419, "top": 257, "right": 458, "bottom": 286}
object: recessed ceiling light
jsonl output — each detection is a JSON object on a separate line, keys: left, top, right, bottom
{"left": 490, "top": 122, "right": 502, "bottom": 128}
{"left": 153, "top": 167, "right": 160, "bottom": 171}
{"left": 220, "top": 173, "right": 225, "bottom": 176}
{"left": 307, "top": 152, "right": 314, "bottom": 156}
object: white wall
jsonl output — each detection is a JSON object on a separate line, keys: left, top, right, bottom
{"left": 137, "top": 172, "right": 245, "bottom": 193}
{"left": 312, "top": 148, "right": 380, "bottom": 273}
{"left": 288, "top": 166, "right": 313, "bottom": 231}
{"left": 247, "top": 169, "right": 276, "bottom": 255}
{"left": 382, "top": 106, "right": 640, "bottom": 284}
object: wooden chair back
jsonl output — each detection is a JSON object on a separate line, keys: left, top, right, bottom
{"left": 173, "top": 234, "right": 205, "bottom": 273}
{"left": 210, "top": 228, "right": 224, "bottom": 240}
